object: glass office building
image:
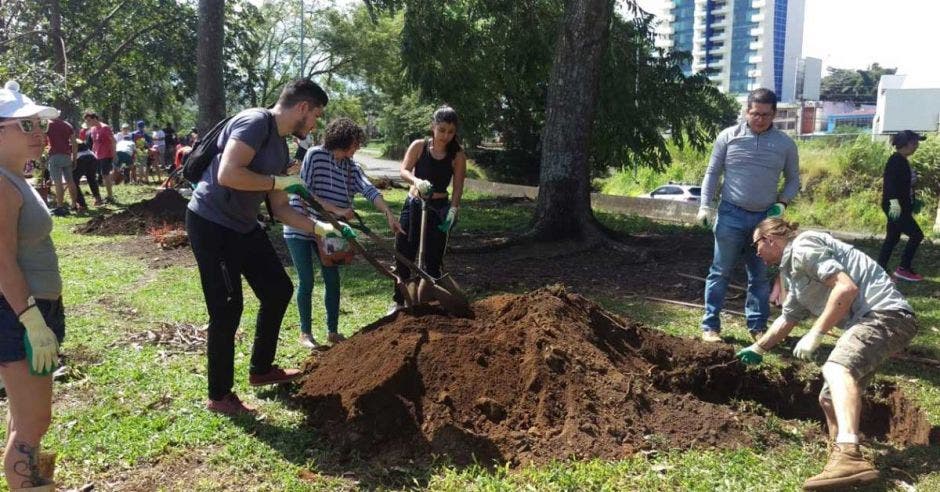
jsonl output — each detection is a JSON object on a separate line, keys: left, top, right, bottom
{"left": 658, "top": 0, "right": 805, "bottom": 102}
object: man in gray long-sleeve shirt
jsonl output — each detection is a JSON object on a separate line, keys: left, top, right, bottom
{"left": 697, "top": 88, "right": 800, "bottom": 343}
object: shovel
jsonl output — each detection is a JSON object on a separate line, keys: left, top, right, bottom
{"left": 347, "top": 204, "right": 471, "bottom": 317}
{"left": 412, "top": 198, "right": 469, "bottom": 314}
{"left": 287, "top": 187, "right": 418, "bottom": 308}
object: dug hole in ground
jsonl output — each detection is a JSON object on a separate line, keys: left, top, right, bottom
{"left": 294, "top": 286, "right": 933, "bottom": 468}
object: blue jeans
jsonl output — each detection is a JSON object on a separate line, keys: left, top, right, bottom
{"left": 702, "top": 201, "right": 770, "bottom": 334}
{"left": 285, "top": 237, "right": 340, "bottom": 334}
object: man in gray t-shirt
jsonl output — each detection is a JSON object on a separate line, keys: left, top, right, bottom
{"left": 737, "top": 219, "right": 916, "bottom": 490}
{"left": 697, "top": 88, "right": 800, "bottom": 343}
{"left": 186, "top": 78, "right": 332, "bottom": 416}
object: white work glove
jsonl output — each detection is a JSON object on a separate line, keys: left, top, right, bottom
{"left": 767, "top": 202, "right": 786, "bottom": 219}
{"left": 888, "top": 199, "right": 901, "bottom": 221}
{"left": 271, "top": 175, "right": 305, "bottom": 192}
{"left": 696, "top": 207, "right": 713, "bottom": 227}
{"left": 793, "top": 329, "right": 824, "bottom": 361}
{"left": 414, "top": 179, "right": 432, "bottom": 197}
{"left": 19, "top": 298, "right": 59, "bottom": 375}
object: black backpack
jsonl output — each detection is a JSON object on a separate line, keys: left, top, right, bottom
{"left": 182, "top": 109, "right": 276, "bottom": 183}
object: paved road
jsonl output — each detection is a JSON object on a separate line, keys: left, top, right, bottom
{"left": 356, "top": 150, "right": 402, "bottom": 182}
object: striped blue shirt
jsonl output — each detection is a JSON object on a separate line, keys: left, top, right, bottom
{"left": 283, "top": 146, "right": 382, "bottom": 240}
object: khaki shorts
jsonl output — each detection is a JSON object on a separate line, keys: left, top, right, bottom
{"left": 47, "top": 153, "right": 73, "bottom": 182}
{"left": 820, "top": 310, "right": 917, "bottom": 400}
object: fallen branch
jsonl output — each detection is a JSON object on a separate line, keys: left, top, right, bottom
{"left": 643, "top": 296, "right": 745, "bottom": 317}
{"left": 676, "top": 273, "right": 745, "bottom": 292}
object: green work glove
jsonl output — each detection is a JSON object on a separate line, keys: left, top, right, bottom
{"left": 767, "top": 202, "right": 786, "bottom": 219}
{"left": 736, "top": 344, "right": 767, "bottom": 366}
{"left": 888, "top": 199, "right": 901, "bottom": 221}
{"left": 438, "top": 206, "right": 458, "bottom": 232}
{"left": 19, "top": 298, "right": 59, "bottom": 376}
{"left": 339, "top": 223, "right": 357, "bottom": 240}
{"left": 912, "top": 197, "right": 923, "bottom": 214}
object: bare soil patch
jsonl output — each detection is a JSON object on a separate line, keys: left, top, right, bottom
{"left": 76, "top": 189, "right": 188, "bottom": 236}
{"left": 295, "top": 287, "right": 929, "bottom": 468}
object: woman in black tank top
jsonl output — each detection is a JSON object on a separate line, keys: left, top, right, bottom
{"left": 391, "top": 106, "right": 467, "bottom": 309}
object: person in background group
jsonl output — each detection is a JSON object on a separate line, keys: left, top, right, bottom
{"left": 0, "top": 80, "right": 65, "bottom": 492}
{"left": 187, "top": 78, "right": 331, "bottom": 415}
{"left": 44, "top": 118, "right": 80, "bottom": 214}
{"left": 131, "top": 120, "right": 151, "bottom": 147}
{"left": 115, "top": 136, "right": 137, "bottom": 185}
{"left": 82, "top": 110, "right": 116, "bottom": 204}
{"left": 696, "top": 88, "right": 800, "bottom": 343}
{"left": 115, "top": 123, "right": 132, "bottom": 142}
{"left": 283, "top": 117, "right": 405, "bottom": 348}
{"left": 737, "top": 218, "right": 916, "bottom": 490}
{"left": 162, "top": 123, "right": 177, "bottom": 171}
{"left": 152, "top": 124, "right": 166, "bottom": 174}
{"left": 292, "top": 130, "right": 314, "bottom": 165}
{"left": 71, "top": 140, "right": 102, "bottom": 209}
{"left": 877, "top": 130, "right": 926, "bottom": 282}
{"left": 390, "top": 105, "right": 467, "bottom": 313}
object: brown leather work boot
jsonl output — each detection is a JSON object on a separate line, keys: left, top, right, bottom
{"left": 802, "top": 443, "right": 879, "bottom": 490}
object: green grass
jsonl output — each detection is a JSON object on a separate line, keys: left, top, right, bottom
{"left": 1, "top": 183, "right": 938, "bottom": 490}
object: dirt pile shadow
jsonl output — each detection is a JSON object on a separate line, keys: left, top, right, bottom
{"left": 77, "top": 189, "right": 188, "bottom": 236}
{"left": 294, "top": 287, "right": 930, "bottom": 469}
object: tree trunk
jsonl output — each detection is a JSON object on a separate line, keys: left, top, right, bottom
{"left": 197, "top": 0, "right": 226, "bottom": 133}
{"left": 47, "top": 0, "right": 77, "bottom": 119}
{"left": 530, "top": 0, "right": 613, "bottom": 240}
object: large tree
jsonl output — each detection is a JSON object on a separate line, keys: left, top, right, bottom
{"left": 820, "top": 63, "right": 897, "bottom": 105}
{"left": 197, "top": 0, "right": 226, "bottom": 132}
{"left": 529, "top": 0, "right": 613, "bottom": 239}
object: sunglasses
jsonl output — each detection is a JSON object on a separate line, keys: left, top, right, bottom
{"left": 751, "top": 236, "right": 766, "bottom": 249}
{"left": 0, "top": 118, "right": 49, "bottom": 134}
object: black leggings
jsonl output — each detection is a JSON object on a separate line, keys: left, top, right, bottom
{"left": 186, "top": 210, "right": 293, "bottom": 400}
{"left": 877, "top": 212, "right": 924, "bottom": 271}
{"left": 393, "top": 197, "right": 450, "bottom": 304}
{"left": 72, "top": 159, "right": 101, "bottom": 207}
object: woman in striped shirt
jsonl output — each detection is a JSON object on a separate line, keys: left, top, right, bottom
{"left": 283, "top": 118, "right": 404, "bottom": 348}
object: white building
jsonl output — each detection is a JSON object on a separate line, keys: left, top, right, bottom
{"left": 873, "top": 75, "right": 940, "bottom": 135}
{"left": 657, "top": 0, "right": 806, "bottom": 102}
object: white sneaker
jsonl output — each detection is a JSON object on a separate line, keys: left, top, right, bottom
{"left": 386, "top": 303, "right": 405, "bottom": 316}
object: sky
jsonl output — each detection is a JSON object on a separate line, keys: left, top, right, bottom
{"left": 636, "top": 0, "right": 940, "bottom": 82}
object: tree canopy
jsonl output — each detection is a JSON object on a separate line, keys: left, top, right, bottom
{"left": 820, "top": 63, "right": 897, "bottom": 105}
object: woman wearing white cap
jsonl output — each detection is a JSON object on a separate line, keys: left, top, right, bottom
{"left": 0, "top": 81, "right": 64, "bottom": 491}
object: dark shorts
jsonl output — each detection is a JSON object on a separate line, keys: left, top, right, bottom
{"left": 294, "top": 147, "right": 308, "bottom": 161}
{"left": 115, "top": 151, "right": 134, "bottom": 169}
{"left": 0, "top": 297, "right": 66, "bottom": 363}
{"left": 97, "top": 158, "right": 114, "bottom": 176}
{"left": 820, "top": 310, "right": 917, "bottom": 400}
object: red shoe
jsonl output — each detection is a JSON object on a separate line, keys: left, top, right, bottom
{"left": 248, "top": 365, "right": 301, "bottom": 386}
{"left": 893, "top": 267, "right": 924, "bottom": 282}
{"left": 206, "top": 393, "right": 256, "bottom": 415}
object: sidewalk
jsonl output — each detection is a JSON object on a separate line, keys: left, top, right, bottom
{"left": 355, "top": 150, "right": 931, "bottom": 244}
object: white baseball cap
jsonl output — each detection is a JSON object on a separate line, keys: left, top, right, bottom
{"left": 0, "top": 81, "right": 59, "bottom": 119}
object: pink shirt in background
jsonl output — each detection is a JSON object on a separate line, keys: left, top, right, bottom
{"left": 89, "top": 124, "right": 115, "bottom": 159}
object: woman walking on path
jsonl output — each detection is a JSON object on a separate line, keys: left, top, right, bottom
{"left": 0, "top": 81, "right": 65, "bottom": 491}
{"left": 877, "top": 130, "right": 926, "bottom": 282}
{"left": 389, "top": 106, "right": 467, "bottom": 313}
{"left": 283, "top": 117, "right": 404, "bottom": 348}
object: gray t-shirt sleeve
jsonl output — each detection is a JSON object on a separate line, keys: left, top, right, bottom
{"left": 782, "top": 289, "right": 810, "bottom": 324}
{"left": 227, "top": 111, "right": 271, "bottom": 154}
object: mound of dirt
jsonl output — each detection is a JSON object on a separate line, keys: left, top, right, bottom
{"left": 77, "top": 189, "right": 188, "bottom": 236}
{"left": 295, "top": 287, "right": 929, "bottom": 467}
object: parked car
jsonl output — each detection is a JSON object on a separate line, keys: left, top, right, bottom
{"left": 647, "top": 183, "right": 701, "bottom": 203}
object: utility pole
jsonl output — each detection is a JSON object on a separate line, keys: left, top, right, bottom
{"left": 299, "top": 0, "right": 305, "bottom": 76}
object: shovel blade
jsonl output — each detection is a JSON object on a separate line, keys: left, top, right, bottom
{"left": 400, "top": 278, "right": 422, "bottom": 307}
{"left": 417, "top": 275, "right": 471, "bottom": 317}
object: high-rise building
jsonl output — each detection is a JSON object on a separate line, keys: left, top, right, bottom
{"left": 657, "top": 0, "right": 806, "bottom": 102}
